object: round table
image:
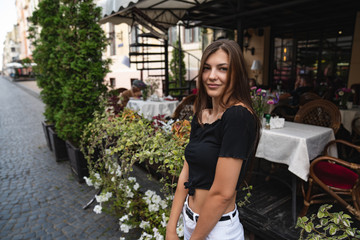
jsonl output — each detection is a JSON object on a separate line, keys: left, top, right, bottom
{"left": 126, "top": 99, "right": 179, "bottom": 119}
{"left": 339, "top": 106, "right": 360, "bottom": 133}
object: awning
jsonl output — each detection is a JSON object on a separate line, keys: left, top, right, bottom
{"left": 96, "top": 0, "right": 212, "bottom": 30}
{"left": 6, "top": 62, "right": 23, "bottom": 68}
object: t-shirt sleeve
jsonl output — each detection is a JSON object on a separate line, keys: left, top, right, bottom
{"left": 219, "top": 106, "right": 256, "bottom": 161}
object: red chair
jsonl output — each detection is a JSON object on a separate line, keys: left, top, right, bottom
{"left": 300, "top": 140, "right": 360, "bottom": 220}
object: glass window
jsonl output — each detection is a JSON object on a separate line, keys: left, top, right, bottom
{"left": 184, "top": 27, "right": 200, "bottom": 43}
{"left": 168, "top": 26, "right": 177, "bottom": 45}
{"left": 109, "top": 23, "right": 116, "bottom": 56}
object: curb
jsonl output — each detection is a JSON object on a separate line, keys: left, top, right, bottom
{"left": 2, "top": 75, "right": 41, "bottom": 99}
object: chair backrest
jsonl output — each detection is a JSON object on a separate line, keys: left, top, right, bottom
{"left": 299, "top": 92, "right": 321, "bottom": 106}
{"left": 270, "top": 104, "right": 298, "bottom": 122}
{"left": 172, "top": 94, "right": 197, "bottom": 120}
{"left": 294, "top": 99, "right": 341, "bottom": 133}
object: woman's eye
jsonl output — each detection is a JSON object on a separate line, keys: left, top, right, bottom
{"left": 219, "top": 67, "right": 228, "bottom": 71}
{"left": 203, "top": 66, "right": 210, "bottom": 71}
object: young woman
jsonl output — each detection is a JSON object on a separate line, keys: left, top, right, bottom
{"left": 166, "top": 39, "right": 260, "bottom": 240}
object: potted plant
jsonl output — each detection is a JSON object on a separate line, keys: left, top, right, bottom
{"left": 53, "top": 0, "right": 110, "bottom": 182}
{"left": 28, "top": 0, "right": 68, "bottom": 159}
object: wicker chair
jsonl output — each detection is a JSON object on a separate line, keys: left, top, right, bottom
{"left": 300, "top": 140, "right": 360, "bottom": 220}
{"left": 172, "top": 94, "right": 197, "bottom": 120}
{"left": 294, "top": 99, "right": 341, "bottom": 134}
{"left": 299, "top": 92, "right": 321, "bottom": 106}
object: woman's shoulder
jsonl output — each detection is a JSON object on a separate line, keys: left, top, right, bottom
{"left": 223, "top": 103, "right": 254, "bottom": 118}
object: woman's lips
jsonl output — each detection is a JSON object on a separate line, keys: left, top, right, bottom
{"left": 207, "top": 84, "right": 220, "bottom": 89}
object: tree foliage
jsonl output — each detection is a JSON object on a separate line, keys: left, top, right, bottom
{"left": 29, "top": 0, "right": 110, "bottom": 145}
{"left": 169, "top": 41, "right": 186, "bottom": 96}
{"left": 28, "top": 0, "right": 63, "bottom": 123}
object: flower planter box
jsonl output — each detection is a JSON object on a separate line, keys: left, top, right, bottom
{"left": 48, "top": 127, "right": 68, "bottom": 162}
{"left": 41, "top": 121, "right": 54, "bottom": 151}
{"left": 66, "top": 140, "right": 89, "bottom": 183}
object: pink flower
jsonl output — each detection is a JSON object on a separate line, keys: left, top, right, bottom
{"left": 267, "top": 99, "right": 275, "bottom": 105}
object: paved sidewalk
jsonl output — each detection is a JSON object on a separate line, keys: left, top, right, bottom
{"left": 0, "top": 76, "right": 139, "bottom": 239}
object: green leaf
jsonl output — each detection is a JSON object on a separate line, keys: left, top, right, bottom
{"left": 329, "top": 225, "right": 337, "bottom": 235}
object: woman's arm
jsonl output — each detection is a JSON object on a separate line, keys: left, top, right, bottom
{"left": 190, "top": 157, "right": 243, "bottom": 240}
{"left": 166, "top": 161, "right": 189, "bottom": 240}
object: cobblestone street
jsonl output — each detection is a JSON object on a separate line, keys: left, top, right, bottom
{"left": 0, "top": 76, "right": 127, "bottom": 239}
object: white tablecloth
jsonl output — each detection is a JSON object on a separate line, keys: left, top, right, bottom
{"left": 340, "top": 107, "right": 360, "bottom": 133}
{"left": 127, "top": 99, "right": 179, "bottom": 119}
{"left": 256, "top": 121, "right": 336, "bottom": 181}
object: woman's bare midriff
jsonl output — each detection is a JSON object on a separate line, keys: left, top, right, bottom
{"left": 188, "top": 189, "right": 236, "bottom": 214}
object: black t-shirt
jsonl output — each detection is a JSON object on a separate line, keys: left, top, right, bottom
{"left": 184, "top": 105, "right": 257, "bottom": 195}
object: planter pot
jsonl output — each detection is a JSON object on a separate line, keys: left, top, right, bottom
{"left": 66, "top": 140, "right": 89, "bottom": 183}
{"left": 48, "top": 127, "right": 68, "bottom": 162}
{"left": 42, "top": 121, "right": 54, "bottom": 151}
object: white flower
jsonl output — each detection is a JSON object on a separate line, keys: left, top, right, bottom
{"left": 139, "top": 232, "right": 153, "bottom": 240}
{"left": 128, "top": 177, "right": 136, "bottom": 182}
{"left": 120, "top": 238, "right": 125, "bottom": 240}
{"left": 111, "top": 177, "right": 115, "bottom": 182}
{"left": 148, "top": 203, "right": 159, "bottom": 212}
{"left": 125, "top": 186, "right": 134, "bottom": 198}
{"left": 151, "top": 194, "right": 161, "bottom": 204}
{"left": 115, "top": 165, "right": 122, "bottom": 177}
{"left": 105, "top": 192, "right": 113, "bottom": 199}
{"left": 145, "top": 190, "right": 155, "bottom": 198}
{"left": 139, "top": 220, "right": 150, "bottom": 229}
{"left": 126, "top": 200, "right": 131, "bottom": 208}
{"left": 83, "top": 177, "right": 93, "bottom": 187}
{"left": 120, "top": 223, "right": 131, "bottom": 233}
{"left": 161, "top": 213, "right": 167, "bottom": 228}
{"left": 95, "top": 192, "right": 113, "bottom": 203}
{"left": 94, "top": 181, "right": 101, "bottom": 189}
{"left": 176, "top": 223, "right": 184, "bottom": 237}
{"left": 93, "top": 204, "right": 102, "bottom": 214}
{"left": 339, "top": 90, "right": 344, "bottom": 96}
{"left": 119, "top": 215, "right": 129, "bottom": 222}
{"left": 152, "top": 227, "right": 164, "bottom": 240}
{"left": 133, "top": 183, "right": 140, "bottom": 191}
{"left": 94, "top": 173, "right": 101, "bottom": 180}
{"left": 159, "top": 200, "right": 167, "bottom": 209}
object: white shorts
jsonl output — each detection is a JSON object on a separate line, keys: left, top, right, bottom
{"left": 182, "top": 195, "right": 244, "bottom": 240}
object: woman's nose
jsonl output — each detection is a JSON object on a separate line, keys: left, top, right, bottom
{"left": 209, "top": 69, "right": 217, "bottom": 80}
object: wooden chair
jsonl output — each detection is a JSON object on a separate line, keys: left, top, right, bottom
{"left": 299, "top": 92, "right": 321, "bottom": 106}
{"left": 294, "top": 99, "right": 341, "bottom": 134}
{"left": 300, "top": 140, "right": 360, "bottom": 220}
{"left": 171, "top": 94, "right": 197, "bottom": 120}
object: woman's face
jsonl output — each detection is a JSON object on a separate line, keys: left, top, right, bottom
{"left": 202, "top": 49, "right": 229, "bottom": 100}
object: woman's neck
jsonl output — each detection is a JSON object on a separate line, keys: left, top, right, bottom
{"left": 211, "top": 98, "right": 225, "bottom": 116}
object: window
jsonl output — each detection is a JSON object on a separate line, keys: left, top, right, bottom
{"left": 184, "top": 27, "right": 200, "bottom": 43}
{"left": 168, "top": 26, "right": 177, "bottom": 44}
{"left": 109, "top": 23, "right": 116, "bottom": 56}
{"left": 110, "top": 78, "right": 116, "bottom": 88}
{"left": 271, "top": 32, "right": 353, "bottom": 91}
{"left": 11, "top": 47, "right": 16, "bottom": 52}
